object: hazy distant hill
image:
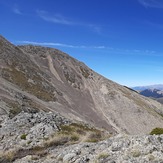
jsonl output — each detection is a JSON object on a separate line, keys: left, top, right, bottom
{"left": 140, "top": 89, "right": 163, "bottom": 98}
{"left": 139, "top": 89, "right": 163, "bottom": 104}
{"left": 132, "top": 85, "right": 163, "bottom": 104}
{"left": 132, "top": 84, "right": 163, "bottom": 91}
{"left": 0, "top": 35, "right": 163, "bottom": 135}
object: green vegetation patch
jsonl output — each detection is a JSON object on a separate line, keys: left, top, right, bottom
{"left": 9, "top": 107, "right": 21, "bottom": 118}
{"left": 20, "top": 134, "right": 27, "bottom": 140}
{"left": 150, "top": 128, "right": 163, "bottom": 135}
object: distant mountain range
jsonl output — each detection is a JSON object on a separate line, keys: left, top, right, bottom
{"left": 139, "top": 89, "right": 163, "bottom": 104}
{"left": 132, "top": 85, "right": 163, "bottom": 104}
{"left": 132, "top": 84, "right": 163, "bottom": 91}
{"left": 140, "top": 89, "right": 163, "bottom": 98}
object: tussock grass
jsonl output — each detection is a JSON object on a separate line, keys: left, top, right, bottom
{"left": 97, "top": 152, "right": 110, "bottom": 160}
{"left": 42, "top": 123, "right": 110, "bottom": 148}
{"left": 0, "top": 149, "right": 17, "bottom": 162}
{"left": 0, "top": 146, "right": 47, "bottom": 163}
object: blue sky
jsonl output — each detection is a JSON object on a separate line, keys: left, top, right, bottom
{"left": 1, "top": 0, "right": 163, "bottom": 87}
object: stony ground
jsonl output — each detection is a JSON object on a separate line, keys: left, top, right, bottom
{"left": 0, "top": 111, "right": 163, "bottom": 163}
{"left": 11, "top": 134, "right": 163, "bottom": 163}
{"left": 13, "top": 134, "right": 163, "bottom": 163}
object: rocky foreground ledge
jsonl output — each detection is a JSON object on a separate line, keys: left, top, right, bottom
{"left": 0, "top": 111, "right": 163, "bottom": 163}
{"left": 13, "top": 134, "right": 163, "bottom": 163}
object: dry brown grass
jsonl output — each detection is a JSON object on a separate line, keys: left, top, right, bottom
{"left": 0, "top": 149, "right": 17, "bottom": 162}
{"left": 0, "top": 146, "right": 47, "bottom": 163}
{"left": 42, "top": 123, "right": 110, "bottom": 148}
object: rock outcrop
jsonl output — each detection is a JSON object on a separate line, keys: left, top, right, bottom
{"left": 0, "top": 111, "right": 163, "bottom": 163}
{"left": 0, "top": 111, "right": 71, "bottom": 150}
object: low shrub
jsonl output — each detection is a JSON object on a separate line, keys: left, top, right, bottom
{"left": 20, "top": 134, "right": 27, "bottom": 140}
{"left": 44, "top": 136, "right": 70, "bottom": 147}
{"left": 97, "top": 152, "right": 109, "bottom": 160}
{"left": 132, "top": 149, "right": 141, "bottom": 157}
{"left": 0, "top": 149, "right": 17, "bottom": 162}
{"left": 70, "top": 134, "right": 79, "bottom": 141}
{"left": 150, "top": 128, "right": 163, "bottom": 135}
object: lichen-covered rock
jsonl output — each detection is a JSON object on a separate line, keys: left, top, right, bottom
{"left": 0, "top": 111, "right": 71, "bottom": 150}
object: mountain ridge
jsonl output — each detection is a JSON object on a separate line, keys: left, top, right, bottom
{"left": 0, "top": 35, "right": 163, "bottom": 135}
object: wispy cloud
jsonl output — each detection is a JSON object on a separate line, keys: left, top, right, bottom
{"left": 88, "top": 24, "right": 102, "bottom": 35}
{"left": 138, "top": 0, "right": 163, "bottom": 8}
{"left": 36, "top": 10, "right": 75, "bottom": 25}
{"left": 13, "top": 4, "right": 22, "bottom": 15}
{"left": 17, "top": 40, "right": 106, "bottom": 49}
{"left": 36, "top": 10, "right": 102, "bottom": 34}
{"left": 108, "top": 48, "right": 161, "bottom": 56}
{"left": 17, "top": 40, "right": 163, "bottom": 57}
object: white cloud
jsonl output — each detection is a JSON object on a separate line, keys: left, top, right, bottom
{"left": 17, "top": 40, "right": 163, "bottom": 57}
{"left": 17, "top": 40, "right": 108, "bottom": 49}
{"left": 36, "top": 10, "right": 102, "bottom": 34}
{"left": 138, "top": 0, "right": 163, "bottom": 8}
{"left": 37, "top": 10, "right": 76, "bottom": 25}
{"left": 18, "top": 41, "right": 79, "bottom": 48}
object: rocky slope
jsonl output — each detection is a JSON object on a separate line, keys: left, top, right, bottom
{"left": 0, "top": 35, "right": 163, "bottom": 135}
{"left": 0, "top": 111, "right": 109, "bottom": 163}
{"left": 0, "top": 111, "right": 163, "bottom": 163}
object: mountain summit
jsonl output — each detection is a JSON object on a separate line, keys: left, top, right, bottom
{"left": 0, "top": 35, "right": 163, "bottom": 135}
